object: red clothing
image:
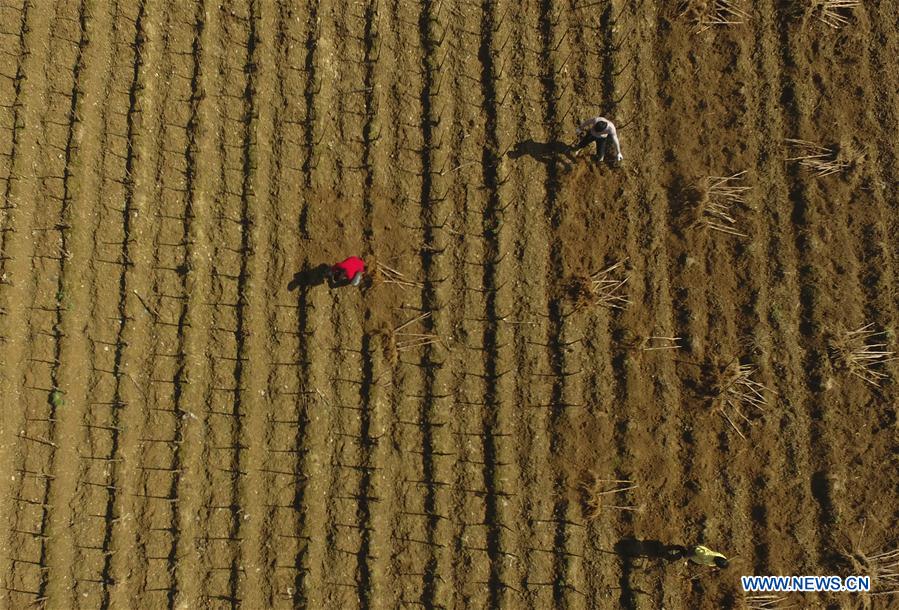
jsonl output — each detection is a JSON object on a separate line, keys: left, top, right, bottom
{"left": 333, "top": 256, "right": 365, "bottom": 280}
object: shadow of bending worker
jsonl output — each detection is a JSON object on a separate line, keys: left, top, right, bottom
{"left": 507, "top": 138, "right": 574, "bottom": 167}
{"left": 614, "top": 537, "right": 687, "bottom": 562}
{"left": 287, "top": 263, "right": 329, "bottom": 291}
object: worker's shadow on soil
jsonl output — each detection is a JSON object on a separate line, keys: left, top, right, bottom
{"left": 508, "top": 139, "right": 574, "bottom": 169}
{"left": 612, "top": 538, "right": 686, "bottom": 610}
{"left": 614, "top": 537, "right": 686, "bottom": 562}
{"left": 287, "top": 263, "right": 329, "bottom": 291}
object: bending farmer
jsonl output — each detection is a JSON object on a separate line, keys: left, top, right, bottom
{"left": 666, "top": 544, "right": 729, "bottom": 568}
{"left": 572, "top": 115, "right": 623, "bottom": 163}
{"left": 328, "top": 256, "right": 366, "bottom": 288}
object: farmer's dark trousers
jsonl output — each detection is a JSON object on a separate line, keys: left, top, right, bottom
{"left": 572, "top": 134, "right": 607, "bottom": 159}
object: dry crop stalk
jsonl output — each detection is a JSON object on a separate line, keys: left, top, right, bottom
{"left": 812, "top": 0, "right": 861, "bottom": 28}
{"left": 375, "top": 261, "right": 425, "bottom": 291}
{"left": 580, "top": 471, "right": 638, "bottom": 520}
{"left": 858, "top": 547, "right": 899, "bottom": 595}
{"left": 589, "top": 259, "right": 631, "bottom": 310}
{"left": 830, "top": 323, "right": 896, "bottom": 387}
{"left": 696, "top": 170, "right": 750, "bottom": 237}
{"left": 681, "top": 0, "right": 749, "bottom": 33}
{"left": 785, "top": 138, "right": 855, "bottom": 177}
{"left": 641, "top": 335, "right": 682, "bottom": 351}
{"left": 843, "top": 522, "right": 899, "bottom": 596}
{"left": 743, "top": 594, "right": 794, "bottom": 609}
{"left": 714, "top": 362, "right": 771, "bottom": 439}
{"left": 861, "top": 547, "right": 899, "bottom": 595}
{"left": 392, "top": 312, "right": 444, "bottom": 353}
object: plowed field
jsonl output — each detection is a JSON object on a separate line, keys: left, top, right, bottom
{"left": 0, "top": 0, "right": 897, "bottom": 608}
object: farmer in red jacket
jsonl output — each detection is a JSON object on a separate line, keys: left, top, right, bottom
{"left": 327, "top": 256, "right": 365, "bottom": 287}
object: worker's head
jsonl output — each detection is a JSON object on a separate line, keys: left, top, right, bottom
{"left": 714, "top": 557, "right": 729, "bottom": 569}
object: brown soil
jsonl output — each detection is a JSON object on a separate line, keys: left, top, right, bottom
{"left": 0, "top": 0, "right": 897, "bottom": 609}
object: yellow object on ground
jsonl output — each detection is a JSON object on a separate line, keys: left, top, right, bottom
{"left": 689, "top": 545, "right": 728, "bottom": 567}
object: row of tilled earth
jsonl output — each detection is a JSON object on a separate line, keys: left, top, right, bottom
{"left": 0, "top": 0, "right": 896, "bottom": 608}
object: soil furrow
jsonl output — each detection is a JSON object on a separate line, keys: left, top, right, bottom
{"left": 441, "top": 3, "right": 496, "bottom": 606}
{"left": 499, "top": 0, "right": 560, "bottom": 605}
{"left": 534, "top": 0, "right": 607, "bottom": 605}
{"left": 61, "top": 2, "right": 156, "bottom": 607}
{"left": 352, "top": 1, "right": 387, "bottom": 605}
{"left": 191, "top": 2, "right": 248, "bottom": 603}
{"left": 289, "top": 0, "right": 339, "bottom": 604}
{"left": 258, "top": 3, "right": 306, "bottom": 606}
{"left": 266, "top": 2, "right": 320, "bottom": 607}
{"left": 775, "top": 7, "right": 844, "bottom": 579}
{"left": 231, "top": 0, "right": 277, "bottom": 605}
{"left": 0, "top": 0, "right": 27, "bottom": 281}
{"left": 223, "top": 1, "right": 257, "bottom": 598}
{"left": 795, "top": 11, "right": 892, "bottom": 567}
{"left": 1, "top": 1, "right": 898, "bottom": 607}
{"left": 566, "top": 0, "right": 644, "bottom": 604}
{"left": 435, "top": 5, "right": 485, "bottom": 608}
{"left": 114, "top": 0, "right": 204, "bottom": 605}
{"left": 0, "top": 0, "right": 57, "bottom": 599}
{"left": 377, "top": 1, "right": 422, "bottom": 604}
{"left": 171, "top": 3, "right": 220, "bottom": 607}
{"left": 469, "top": 1, "right": 525, "bottom": 605}
{"left": 32, "top": 1, "right": 94, "bottom": 606}
{"left": 93, "top": 3, "right": 152, "bottom": 605}
{"left": 0, "top": 3, "right": 40, "bottom": 601}
{"left": 860, "top": 3, "right": 899, "bottom": 370}
{"left": 137, "top": 4, "right": 199, "bottom": 606}
{"left": 410, "top": 0, "right": 455, "bottom": 605}
{"left": 309, "top": 2, "right": 363, "bottom": 605}
{"left": 788, "top": 9, "right": 898, "bottom": 586}
{"left": 610, "top": 2, "right": 683, "bottom": 606}
{"left": 734, "top": 0, "right": 817, "bottom": 580}
{"left": 727, "top": 3, "right": 779, "bottom": 579}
